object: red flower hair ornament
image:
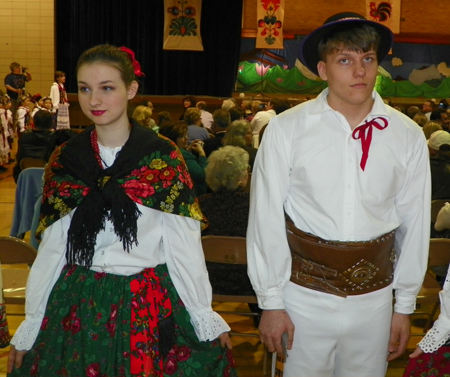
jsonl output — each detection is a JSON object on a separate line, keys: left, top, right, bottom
{"left": 119, "top": 46, "right": 145, "bottom": 77}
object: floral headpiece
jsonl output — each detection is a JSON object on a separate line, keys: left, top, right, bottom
{"left": 119, "top": 46, "right": 145, "bottom": 77}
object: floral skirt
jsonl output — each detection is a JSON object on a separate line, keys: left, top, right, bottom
{"left": 402, "top": 346, "right": 450, "bottom": 377}
{"left": 8, "top": 264, "right": 236, "bottom": 377}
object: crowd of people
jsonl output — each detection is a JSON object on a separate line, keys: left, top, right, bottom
{"left": 3, "top": 12, "right": 450, "bottom": 377}
{"left": 0, "top": 64, "right": 73, "bottom": 173}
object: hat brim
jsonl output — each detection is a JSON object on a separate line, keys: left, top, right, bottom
{"left": 299, "top": 18, "right": 393, "bottom": 76}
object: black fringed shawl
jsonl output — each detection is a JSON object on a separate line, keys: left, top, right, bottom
{"left": 37, "top": 122, "right": 206, "bottom": 268}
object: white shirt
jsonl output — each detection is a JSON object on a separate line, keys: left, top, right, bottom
{"left": 11, "top": 144, "right": 230, "bottom": 351}
{"left": 247, "top": 89, "right": 431, "bottom": 314}
{"left": 250, "top": 109, "right": 276, "bottom": 136}
{"left": 200, "top": 109, "right": 214, "bottom": 129}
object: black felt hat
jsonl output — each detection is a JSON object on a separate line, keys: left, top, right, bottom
{"left": 299, "top": 12, "right": 393, "bottom": 76}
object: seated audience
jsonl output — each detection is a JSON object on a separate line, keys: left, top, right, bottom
{"left": 13, "top": 110, "right": 53, "bottom": 182}
{"left": 203, "top": 108, "right": 230, "bottom": 157}
{"left": 245, "top": 100, "right": 262, "bottom": 122}
{"left": 428, "top": 130, "right": 450, "bottom": 200}
{"left": 431, "top": 107, "right": 450, "bottom": 131}
{"left": 179, "top": 95, "right": 197, "bottom": 120}
{"left": 196, "top": 101, "right": 214, "bottom": 130}
{"left": 406, "top": 105, "right": 421, "bottom": 120}
{"left": 402, "top": 203, "right": 450, "bottom": 377}
{"left": 159, "top": 120, "right": 207, "bottom": 196}
{"left": 423, "top": 100, "right": 435, "bottom": 120}
{"left": 221, "top": 98, "right": 237, "bottom": 111}
{"left": 413, "top": 113, "right": 428, "bottom": 127}
{"left": 184, "top": 107, "right": 210, "bottom": 144}
{"left": 131, "top": 105, "right": 156, "bottom": 131}
{"left": 155, "top": 111, "right": 172, "bottom": 133}
{"left": 250, "top": 98, "right": 290, "bottom": 136}
{"left": 423, "top": 121, "right": 443, "bottom": 140}
{"left": 229, "top": 106, "right": 245, "bottom": 122}
{"left": 222, "top": 119, "right": 257, "bottom": 169}
{"left": 199, "top": 146, "right": 261, "bottom": 322}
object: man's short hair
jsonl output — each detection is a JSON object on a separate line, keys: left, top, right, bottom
{"left": 9, "top": 62, "right": 20, "bottom": 71}
{"left": 430, "top": 108, "right": 447, "bottom": 122}
{"left": 33, "top": 110, "right": 54, "bottom": 130}
{"left": 213, "top": 108, "right": 231, "bottom": 129}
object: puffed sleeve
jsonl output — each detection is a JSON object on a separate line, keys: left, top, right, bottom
{"left": 10, "top": 213, "right": 70, "bottom": 350}
{"left": 161, "top": 212, "right": 230, "bottom": 341}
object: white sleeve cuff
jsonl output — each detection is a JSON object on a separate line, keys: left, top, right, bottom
{"left": 189, "top": 308, "right": 231, "bottom": 342}
{"left": 10, "top": 317, "right": 42, "bottom": 351}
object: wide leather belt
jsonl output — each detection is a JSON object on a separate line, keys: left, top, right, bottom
{"left": 286, "top": 217, "right": 396, "bottom": 297}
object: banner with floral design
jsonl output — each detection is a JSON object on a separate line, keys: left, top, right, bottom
{"left": 365, "top": 0, "right": 401, "bottom": 34}
{"left": 256, "top": 0, "right": 285, "bottom": 49}
{"left": 163, "top": 0, "right": 204, "bottom": 51}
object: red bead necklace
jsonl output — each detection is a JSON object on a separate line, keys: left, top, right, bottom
{"left": 90, "top": 129, "right": 104, "bottom": 168}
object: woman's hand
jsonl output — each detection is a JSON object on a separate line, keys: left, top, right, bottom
{"left": 187, "top": 139, "right": 206, "bottom": 157}
{"left": 218, "top": 332, "right": 232, "bottom": 349}
{"left": 409, "top": 346, "right": 424, "bottom": 358}
{"left": 7, "top": 345, "right": 27, "bottom": 373}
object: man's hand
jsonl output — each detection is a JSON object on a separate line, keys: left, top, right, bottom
{"left": 7, "top": 345, "right": 27, "bottom": 373}
{"left": 387, "top": 312, "right": 410, "bottom": 361}
{"left": 259, "top": 309, "right": 295, "bottom": 354}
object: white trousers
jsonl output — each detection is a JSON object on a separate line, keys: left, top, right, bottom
{"left": 283, "top": 282, "right": 393, "bottom": 377}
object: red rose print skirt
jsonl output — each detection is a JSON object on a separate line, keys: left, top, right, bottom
{"left": 402, "top": 346, "right": 450, "bottom": 377}
{"left": 8, "top": 264, "right": 237, "bottom": 377}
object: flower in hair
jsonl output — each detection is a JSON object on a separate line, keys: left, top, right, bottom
{"left": 119, "top": 46, "right": 145, "bottom": 77}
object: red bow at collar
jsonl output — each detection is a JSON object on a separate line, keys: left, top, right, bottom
{"left": 352, "top": 117, "right": 388, "bottom": 171}
{"left": 119, "top": 46, "right": 145, "bottom": 77}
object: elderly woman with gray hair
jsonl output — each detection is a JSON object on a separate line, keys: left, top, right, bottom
{"left": 222, "top": 119, "right": 258, "bottom": 169}
{"left": 199, "top": 145, "right": 261, "bottom": 322}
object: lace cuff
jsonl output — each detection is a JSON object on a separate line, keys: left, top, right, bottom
{"left": 10, "top": 318, "right": 42, "bottom": 351}
{"left": 419, "top": 323, "right": 450, "bottom": 353}
{"left": 189, "top": 309, "right": 231, "bottom": 342}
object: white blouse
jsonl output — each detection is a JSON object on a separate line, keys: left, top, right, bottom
{"left": 11, "top": 144, "right": 230, "bottom": 351}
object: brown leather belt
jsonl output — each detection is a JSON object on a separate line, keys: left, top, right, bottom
{"left": 286, "top": 217, "right": 396, "bottom": 297}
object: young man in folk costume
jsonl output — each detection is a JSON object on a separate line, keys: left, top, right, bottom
{"left": 247, "top": 12, "right": 430, "bottom": 377}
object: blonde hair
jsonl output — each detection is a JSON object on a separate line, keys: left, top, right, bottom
{"left": 413, "top": 113, "right": 428, "bottom": 127}
{"left": 223, "top": 120, "right": 252, "bottom": 147}
{"left": 423, "top": 121, "right": 443, "bottom": 140}
{"left": 184, "top": 107, "right": 201, "bottom": 125}
{"left": 205, "top": 146, "right": 249, "bottom": 192}
{"left": 132, "top": 105, "right": 153, "bottom": 128}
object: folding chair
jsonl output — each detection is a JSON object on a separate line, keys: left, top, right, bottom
{"left": 201, "top": 235, "right": 269, "bottom": 375}
{"left": 414, "top": 238, "right": 450, "bottom": 333}
{"left": 0, "top": 236, "right": 37, "bottom": 315}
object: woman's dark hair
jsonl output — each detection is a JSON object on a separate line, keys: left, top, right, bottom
{"left": 76, "top": 44, "right": 135, "bottom": 86}
{"left": 55, "top": 70, "right": 65, "bottom": 81}
{"left": 156, "top": 111, "right": 173, "bottom": 126}
{"left": 158, "top": 121, "right": 188, "bottom": 144}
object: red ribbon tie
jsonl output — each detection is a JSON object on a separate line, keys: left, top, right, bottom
{"left": 351, "top": 117, "right": 388, "bottom": 171}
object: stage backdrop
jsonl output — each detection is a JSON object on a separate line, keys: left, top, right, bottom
{"left": 56, "top": 0, "right": 243, "bottom": 96}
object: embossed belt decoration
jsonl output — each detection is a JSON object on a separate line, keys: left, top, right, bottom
{"left": 286, "top": 216, "right": 396, "bottom": 297}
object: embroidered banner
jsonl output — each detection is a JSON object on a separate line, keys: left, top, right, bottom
{"left": 365, "top": 0, "right": 401, "bottom": 34}
{"left": 163, "top": 0, "right": 204, "bottom": 51}
{"left": 256, "top": 0, "right": 285, "bottom": 49}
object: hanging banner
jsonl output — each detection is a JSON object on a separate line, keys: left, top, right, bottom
{"left": 366, "top": 0, "right": 401, "bottom": 34}
{"left": 256, "top": 0, "right": 285, "bottom": 49}
{"left": 163, "top": 0, "right": 204, "bottom": 51}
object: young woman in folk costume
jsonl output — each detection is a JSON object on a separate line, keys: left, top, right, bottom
{"left": 49, "top": 70, "right": 71, "bottom": 130}
{"left": 7, "top": 44, "right": 236, "bottom": 377}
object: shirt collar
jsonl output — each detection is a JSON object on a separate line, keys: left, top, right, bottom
{"left": 310, "top": 88, "right": 391, "bottom": 122}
